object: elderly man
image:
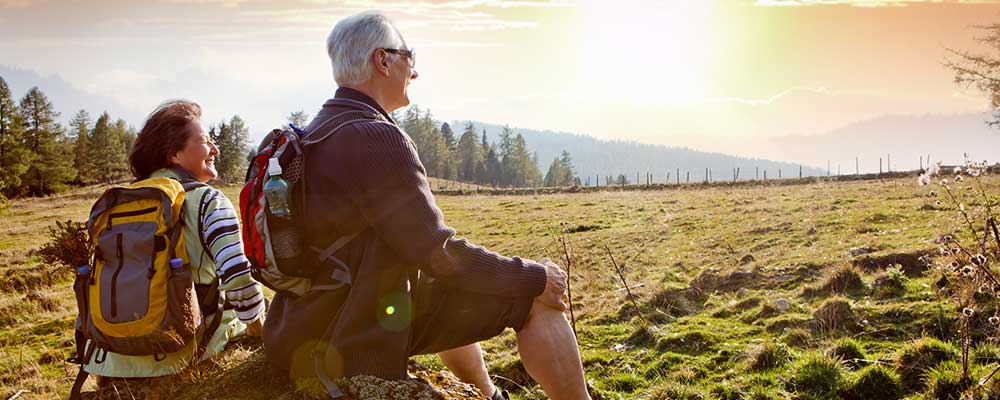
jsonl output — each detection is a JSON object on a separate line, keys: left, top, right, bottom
{"left": 262, "top": 10, "right": 589, "bottom": 400}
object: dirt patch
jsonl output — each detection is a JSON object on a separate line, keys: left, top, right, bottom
{"left": 852, "top": 249, "right": 935, "bottom": 276}
{"left": 689, "top": 269, "right": 761, "bottom": 294}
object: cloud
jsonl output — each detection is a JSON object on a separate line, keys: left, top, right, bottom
{"left": 163, "top": 0, "right": 248, "bottom": 8}
{"left": 755, "top": 0, "right": 1000, "bottom": 6}
{"left": 305, "top": 0, "right": 574, "bottom": 8}
{"left": 0, "top": 0, "right": 41, "bottom": 8}
{"left": 707, "top": 86, "right": 831, "bottom": 106}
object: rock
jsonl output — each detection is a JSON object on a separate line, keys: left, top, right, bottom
{"left": 847, "top": 246, "right": 877, "bottom": 257}
{"left": 774, "top": 299, "right": 791, "bottom": 313}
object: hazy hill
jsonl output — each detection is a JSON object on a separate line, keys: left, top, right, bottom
{"left": 661, "top": 112, "right": 1000, "bottom": 173}
{"left": 455, "top": 121, "right": 827, "bottom": 184}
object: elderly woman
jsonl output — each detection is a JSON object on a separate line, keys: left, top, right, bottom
{"left": 84, "top": 100, "right": 265, "bottom": 382}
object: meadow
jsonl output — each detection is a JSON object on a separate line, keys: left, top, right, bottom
{"left": 1, "top": 174, "right": 997, "bottom": 399}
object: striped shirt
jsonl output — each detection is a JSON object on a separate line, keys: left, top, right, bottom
{"left": 189, "top": 185, "right": 265, "bottom": 324}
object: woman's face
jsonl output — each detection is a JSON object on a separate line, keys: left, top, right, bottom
{"left": 171, "top": 121, "right": 218, "bottom": 183}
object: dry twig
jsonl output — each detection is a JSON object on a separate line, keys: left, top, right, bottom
{"left": 606, "top": 245, "right": 647, "bottom": 326}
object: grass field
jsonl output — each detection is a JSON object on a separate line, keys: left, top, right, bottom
{"left": 1, "top": 175, "right": 998, "bottom": 399}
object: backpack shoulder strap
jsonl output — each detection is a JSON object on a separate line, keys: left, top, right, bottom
{"left": 301, "top": 100, "right": 389, "bottom": 146}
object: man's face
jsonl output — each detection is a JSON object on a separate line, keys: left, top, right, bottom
{"left": 387, "top": 47, "right": 417, "bottom": 110}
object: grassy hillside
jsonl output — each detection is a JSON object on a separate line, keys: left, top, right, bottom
{"left": 1, "top": 175, "right": 998, "bottom": 399}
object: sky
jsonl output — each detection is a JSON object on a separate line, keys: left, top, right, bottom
{"left": 2, "top": 0, "right": 1000, "bottom": 165}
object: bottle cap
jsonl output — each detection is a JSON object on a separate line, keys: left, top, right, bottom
{"left": 169, "top": 258, "right": 184, "bottom": 269}
{"left": 77, "top": 265, "right": 91, "bottom": 275}
{"left": 267, "top": 158, "right": 282, "bottom": 177}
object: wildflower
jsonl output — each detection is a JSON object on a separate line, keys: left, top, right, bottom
{"left": 954, "top": 167, "right": 963, "bottom": 175}
{"left": 943, "top": 235, "right": 954, "bottom": 242}
{"left": 972, "top": 254, "right": 988, "bottom": 266}
{"left": 948, "top": 260, "right": 961, "bottom": 270}
{"left": 918, "top": 174, "right": 931, "bottom": 186}
{"left": 935, "top": 200, "right": 942, "bottom": 206}
{"left": 991, "top": 316, "right": 1000, "bottom": 325}
{"left": 960, "top": 203, "right": 966, "bottom": 211}
{"left": 940, "top": 179, "right": 949, "bottom": 186}
{"left": 981, "top": 284, "right": 992, "bottom": 293}
{"left": 961, "top": 265, "right": 975, "bottom": 276}
{"left": 956, "top": 175, "right": 964, "bottom": 182}
{"left": 927, "top": 161, "right": 941, "bottom": 177}
{"left": 964, "top": 308, "right": 975, "bottom": 317}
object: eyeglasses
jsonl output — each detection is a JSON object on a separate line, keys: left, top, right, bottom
{"left": 382, "top": 48, "right": 415, "bottom": 68}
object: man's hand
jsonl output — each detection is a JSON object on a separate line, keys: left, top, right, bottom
{"left": 535, "top": 257, "right": 568, "bottom": 311}
{"left": 246, "top": 316, "right": 264, "bottom": 337}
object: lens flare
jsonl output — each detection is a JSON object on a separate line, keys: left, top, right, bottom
{"left": 386, "top": 306, "right": 395, "bottom": 315}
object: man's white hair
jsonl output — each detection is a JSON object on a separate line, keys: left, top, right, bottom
{"left": 327, "top": 11, "right": 407, "bottom": 86}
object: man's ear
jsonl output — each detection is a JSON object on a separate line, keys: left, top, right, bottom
{"left": 373, "top": 49, "right": 390, "bottom": 76}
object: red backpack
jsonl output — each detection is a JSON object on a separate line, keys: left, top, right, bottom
{"left": 239, "top": 102, "right": 386, "bottom": 296}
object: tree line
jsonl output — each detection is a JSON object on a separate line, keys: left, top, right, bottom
{"left": 0, "top": 74, "right": 576, "bottom": 200}
{"left": 393, "top": 105, "right": 577, "bottom": 188}
{"left": 0, "top": 76, "right": 251, "bottom": 199}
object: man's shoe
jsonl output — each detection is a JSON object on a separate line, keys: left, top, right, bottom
{"left": 489, "top": 388, "right": 509, "bottom": 400}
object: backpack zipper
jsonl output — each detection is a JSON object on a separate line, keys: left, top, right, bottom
{"left": 109, "top": 233, "right": 124, "bottom": 319}
{"left": 108, "top": 206, "right": 157, "bottom": 229}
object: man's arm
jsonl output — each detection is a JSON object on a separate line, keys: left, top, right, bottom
{"left": 352, "top": 122, "right": 547, "bottom": 298}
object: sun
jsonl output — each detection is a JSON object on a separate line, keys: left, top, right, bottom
{"left": 576, "top": 1, "right": 716, "bottom": 106}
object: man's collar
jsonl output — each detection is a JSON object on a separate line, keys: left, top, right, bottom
{"left": 332, "top": 87, "right": 393, "bottom": 122}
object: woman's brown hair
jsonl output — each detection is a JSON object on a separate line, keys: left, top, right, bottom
{"left": 129, "top": 100, "right": 202, "bottom": 180}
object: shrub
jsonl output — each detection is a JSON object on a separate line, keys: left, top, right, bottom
{"left": 924, "top": 361, "right": 973, "bottom": 400}
{"left": 603, "top": 373, "right": 644, "bottom": 393}
{"left": 828, "top": 338, "right": 866, "bottom": 370}
{"left": 656, "top": 329, "right": 720, "bottom": 355}
{"left": 782, "top": 327, "right": 815, "bottom": 348}
{"left": 819, "top": 265, "right": 866, "bottom": 295}
{"left": 842, "top": 364, "right": 903, "bottom": 400}
{"left": 745, "top": 341, "right": 793, "bottom": 371}
{"left": 649, "top": 382, "right": 706, "bottom": 400}
{"left": 872, "top": 264, "right": 908, "bottom": 298}
{"left": 895, "top": 337, "right": 957, "bottom": 391}
{"left": 812, "top": 297, "right": 856, "bottom": 332}
{"left": 786, "top": 351, "right": 845, "bottom": 400}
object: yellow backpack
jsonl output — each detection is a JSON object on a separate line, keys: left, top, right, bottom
{"left": 69, "top": 177, "right": 210, "bottom": 398}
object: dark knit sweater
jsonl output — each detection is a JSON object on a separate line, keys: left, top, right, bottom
{"left": 263, "top": 87, "right": 547, "bottom": 380}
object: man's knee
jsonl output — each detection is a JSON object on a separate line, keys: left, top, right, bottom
{"left": 523, "top": 300, "right": 569, "bottom": 329}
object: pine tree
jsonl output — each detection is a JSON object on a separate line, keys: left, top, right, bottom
{"left": 498, "top": 125, "right": 515, "bottom": 186}
{"left": 0, "top": 77, "right": 31, "bottom": 197}
{"left": 544, "top": 157, "right": 564, "bottom": 187}
{"left": 70, "top": 110, "right": 93, "bottom": 183}
{"left": 111, "top": 118, "right": 133, "bottom": 178}
{"left": 213, "top": 115, "right": 249, "bottom": 183}
{"left": 456, "top": 122, "right": 482, "bottom": 181}
{"left": 559, "top": 150, "right": 575, "bottom": 185}
{"left": 440, "top": 122, "right": 456, "bottom": 151}
{"left": 89, "top": 112, "right": 124, "bottom": 183}
{"left": 20, "top": 87, "right": 74, "bottom": 194}
{"left": 288, "top": 110, "right": 309, "bottom": 128}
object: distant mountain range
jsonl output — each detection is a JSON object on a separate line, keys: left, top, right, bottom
{"left": 454, "top": 121, "right": 827, "bottom": 183}
{"left": 658, "top": 113, "right": 1000, "bottom": 173}
{"left": 5, "top": 64, "right": 997, "bottom": 181}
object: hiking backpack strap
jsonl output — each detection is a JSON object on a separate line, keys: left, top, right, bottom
{"left": 179, "top": 180, "right": 225, "bottom": 361}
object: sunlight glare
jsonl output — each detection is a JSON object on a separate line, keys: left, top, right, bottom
{"left": 576, "top": 1, "right": 715, "bottom": 106}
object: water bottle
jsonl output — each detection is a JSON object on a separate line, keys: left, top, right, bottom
{"left": 262, "top": 158, "right": 301, "bottom": 268}
{"left": 169, "top": 258, "right": 184, "bottom": 270}
{"left": 263, "top": 158, "right": 292, "bottom": 219}
{"left": 76, "top": 265, "right": 91, "bottom": 276}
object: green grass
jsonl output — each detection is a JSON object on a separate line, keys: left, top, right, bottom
{"left": 2, "top": 175, "right": 998, "bottom": 398}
